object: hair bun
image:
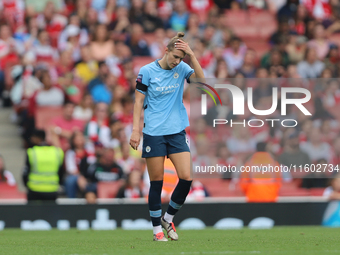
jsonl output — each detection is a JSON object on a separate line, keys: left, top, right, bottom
{"left": 177, "top": 32, "right": 185, "bottom": 38}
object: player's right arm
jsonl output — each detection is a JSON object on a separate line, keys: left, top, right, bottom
{"left": 130, "top": 66, "right": 150, "bottom": 150}
{"left": 130, "top": 90, "right": 145, "bottom": 150}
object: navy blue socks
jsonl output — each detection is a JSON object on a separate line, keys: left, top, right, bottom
{"left": 148, "top": 180, "right": 163, "bottom": 227}
{"left": 166, "top": 179, "right": 192, "bottom": 216}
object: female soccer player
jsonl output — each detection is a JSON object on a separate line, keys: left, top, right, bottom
{"left": 129, "top": 32, "right": 204, "bottom": 241}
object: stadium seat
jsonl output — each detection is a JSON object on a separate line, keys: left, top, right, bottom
{"left": 195, "top": 178, "right": 244, "bottom": 197}
{"left": 0, "top": 183, "right": 26, "bottom": 199}
{"left": 279, "top": 187, "right": 310, "bottom": 196}
{"left": 224, "top": 10, "right": 249, "bottom": 27}
{"left": 232, "top": 24, "right": 258, "bottom": 39}
{"left": 244, "top": 39, "right": 271, "bottom": 59}
{"left": 249, "top": 10, "right": 276, "bottom": 25}
{"left": 35, "top": 106, "right": 63, "bottom": 130}
{"left": 97, "top": 181, "right": 123, "bottom": 198}
{"left": 309, "top": 188, "right": 326, "bottom": 196}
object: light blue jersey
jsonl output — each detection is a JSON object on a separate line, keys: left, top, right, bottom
{"left": 136, "top": 59, "right": 194, "bottom": 136}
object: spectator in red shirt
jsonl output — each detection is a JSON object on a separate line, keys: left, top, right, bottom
{"left": 49, "top": 100, "right": 84, "bottom": 151}
{"left": 28, "top": 70, "right": 65, "bottom": 117}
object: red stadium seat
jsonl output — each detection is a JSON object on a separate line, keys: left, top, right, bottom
{"left": 232, "top": 24, "right": 258, "bottom": 39}
{"left": 97, "top": 181, "right": 123, "bottom": 198}
{"left": 195, "top": 178, "right": 244, "bottom": 197}
{"left": 35, "top": 106, "right": 63, "bottom": 130}
{"left": 244, "top": 39, "right": 271, "bottom": 59}
{"left": 309, "top": 188, "right": 326, "bottom": 196}
{"left": 224, "top": 10, "right": 249, "bottom": 27}
{"left": 249, "top": 10, "right": 276, "bottom": 25}
{"left": 279, "top": 187, "right": 310, "bottom": 196}
{"left": 0, "top": 183, "right": 26, "bottom": 199}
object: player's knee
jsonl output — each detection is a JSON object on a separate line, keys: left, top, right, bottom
{"left": 149, "top": 175, "right": 164, "bottom": 181}
{"left": 178, "top": 174, "right": 192, "bottom": 181}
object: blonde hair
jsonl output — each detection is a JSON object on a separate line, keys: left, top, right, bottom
{"left": 167, "top": 32, "right": 185, "bottom": 51}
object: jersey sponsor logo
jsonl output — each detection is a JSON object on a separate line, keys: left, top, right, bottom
{"left": 136, "top": 74, "right": 143, "bottom": 83}
{"left": 155, "top": 83, "right": 180, "bottom": 92}
{"left": 174, "top": 72, "right": 179, "bottom": 79}
{"left": 146, "top": 146, "right": 151, "bottom": 153}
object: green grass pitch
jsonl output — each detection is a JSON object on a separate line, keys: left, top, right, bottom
{"left": 1, "top": 227, "right": 340, "bottom": 255}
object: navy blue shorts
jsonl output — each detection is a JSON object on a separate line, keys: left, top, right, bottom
{"left": 142, "top": 130, "right": 190, "bottom": 158}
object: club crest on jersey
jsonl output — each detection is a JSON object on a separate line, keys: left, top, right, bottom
{"left": 173, "top": 72, "right": 179, "bottom": 79}
{"left": 146, "top": 146, "right": 151, "bottom": 153}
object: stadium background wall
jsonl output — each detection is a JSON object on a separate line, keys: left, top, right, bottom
{"left": 0, "top": 202, "right": 329, "bottom": 229}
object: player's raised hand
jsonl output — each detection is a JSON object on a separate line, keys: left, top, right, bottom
{"left": 129, "top": 130, "right": 140, "bottom": 150}
{"left": 175, "top": 39, "right": 194, "bottom": 57}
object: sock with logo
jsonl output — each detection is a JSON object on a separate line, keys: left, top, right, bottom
{"left": 149, "top": 180, "right": 163, "bottom": 233}
{"left": 165, "top": 179, "right": 192, "bottom": 222}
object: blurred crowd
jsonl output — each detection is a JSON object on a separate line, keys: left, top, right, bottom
{"left": 1, "top": 0, "right": 340, "bottom": 201}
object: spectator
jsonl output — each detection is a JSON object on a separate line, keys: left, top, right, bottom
{"left": 307, "top": 23, "right": 330, "bottom": 60}
{"left": 297, "top": 47, "right": 325, "bottom": 78}
{"left": 301, "top": 158, "right": 329, "bottom": 189}
{"left": 116, "top": 170, "right": 143, "bottom": 198}
{"left": 22, "top": 129, "right": 64, "bottom": 202}
{"left": 323, "top": 173, "right": 340, "bottom": 200}
{"left": 56, "top": 50, "right": 73, "bottom": 76}
{"left": 279, "top": 129, "right": 311, "bottom": 176}
{"left": 323, "top": 44, "right": 340, "bottom": 75}
{"left": 73, "top": 93, "right": 94, "bottom": 122}
{"left": 141, "top": 1, "right": 163, "bottom": 33}
{"left": 49, "top": 100, "right": 84, "bottom": 150}
{"left": 113, "top": 95, "right": 134, "bottom": 126}
{"left": 331, "top": 136, "right": 340, "bottom": 166}
{"left": 74, "top": 45, "right": 99, "bottom": 84}
{"left": 0, "top": 155, "right": 16, "bottom": 186}
{"left": 91, "top": 73, "right": 116, "bottom": 104}
{"left": 125, "top": 23, "right": 150, "bottom": 56}
{"left": 28, "top": 70, "right": 64, "bottom": 117}
{"left": 227, "top": 126, "right": 256, "bottom": 155}
{"left": 285, "top": 34, "right": 308, "bottom": 64}
{"left": 213, "top": 58, "right": 229, "bottom": 79}
{"left": 31, "top": 30, "right": 58, "bottom": 65}
{"left": 116, "top": 142, "right": 136, "bottom": 174}
{"left": 64, "top": 131, "right": 88, "bottom": 198}
{"left": 109, "top": 6, "right": 131, "bottom": 34}
{"left": 84, "top": 102, "right": 111, "bottom": 148}
{"left": 149, "top": 28, "right": 168, "bottom": 59}
{"left": 239, "top": 49, "right": 257, "bottom": 78}
{"left": 90, "top": 23, "right": 115, "bottom": 62}
{"left": 170, "top": 0, "right": 189, "bottom": 32}
{"left": 87, "top": 61, "right": 109, "bottom": 92}
{"left": 10, "top": 65, "right": 42, "bottom": 107}
{"left": 78, "top": 148, "right": 124, "bottom": 203}
{"left": 223, "top": 36, "right": 247, "bottom": 76}
{"left": 300, "top": 127, "right": 332, "bottom": 163}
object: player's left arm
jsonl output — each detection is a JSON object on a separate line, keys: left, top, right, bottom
{"left": 175, "top": 39, "right": 205, "bottom": 80}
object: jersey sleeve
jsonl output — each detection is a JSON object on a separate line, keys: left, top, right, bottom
{"left": 136, "top": 66, "right": 150, "bottom": 95}
{"left": 181, "top": 62, "right": 195, "bottom": 83}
